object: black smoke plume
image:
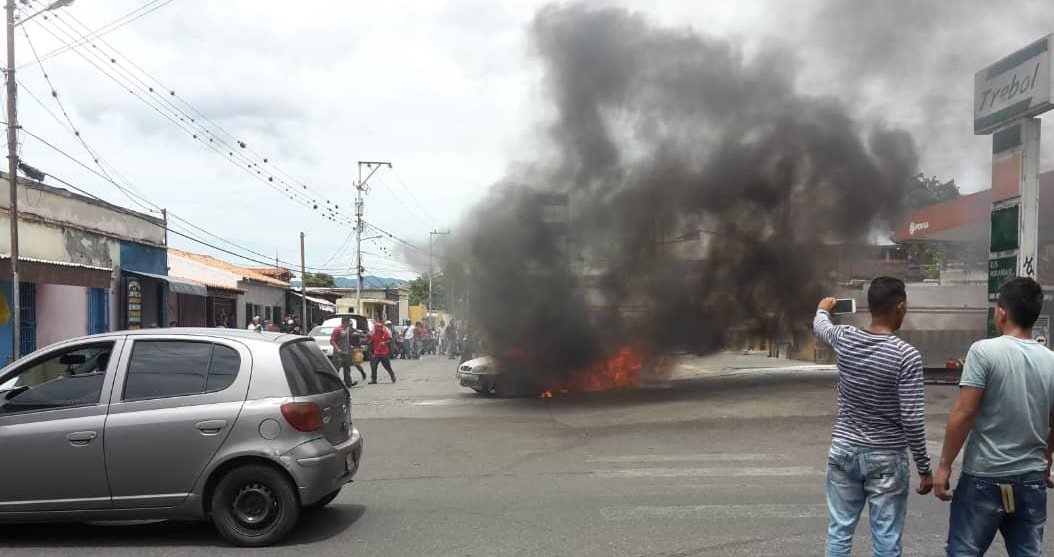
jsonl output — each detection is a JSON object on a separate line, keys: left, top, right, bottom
{"left": 443, "top": 4, "right": 918, "bottom": 388}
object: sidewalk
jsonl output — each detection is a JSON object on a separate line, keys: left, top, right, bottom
{"left": 653, "top": 351, "right": 836, "bottom": 382}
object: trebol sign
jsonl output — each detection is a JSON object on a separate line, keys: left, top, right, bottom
{"left": 974, "top": 34, "right": 1054, "bottom": 135}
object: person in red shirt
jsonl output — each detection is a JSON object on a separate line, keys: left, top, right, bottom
{"left": 368, "top": 321, "right": 396, "bottom": 384}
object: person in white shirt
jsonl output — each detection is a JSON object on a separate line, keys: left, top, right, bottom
{"left": 403, "top": 322, "right": 415, "bottom": 359}
{"left": 247, "top": 315, "right": 262, "bottom": 332}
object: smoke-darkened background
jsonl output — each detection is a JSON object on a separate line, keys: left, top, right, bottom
{"left": 425, "top": 2, "right": 1053, "bottom": 387}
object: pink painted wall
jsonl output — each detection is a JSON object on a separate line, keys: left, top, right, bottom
{"left": 37, "top": 284, "right": 88, "bottom": 349}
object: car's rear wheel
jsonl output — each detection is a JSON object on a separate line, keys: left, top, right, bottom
{"left": 308, "top": 488, "right": 341, "bottom": 509}
{"left": 211, "top": 464, "right": 301, "bottom": 547}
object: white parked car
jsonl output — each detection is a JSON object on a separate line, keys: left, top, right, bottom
{"left": 311, "top": 314, "right": 375, "bottom": 361}
{"left": 308, "top": 326, "right": 337, "bottom": 359}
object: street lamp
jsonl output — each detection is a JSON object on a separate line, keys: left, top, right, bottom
{"left": 16, "top": 0, "right": 76, "bottom": 27}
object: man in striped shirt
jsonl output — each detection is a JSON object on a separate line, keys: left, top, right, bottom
{"left": 815, "top": 276, "right": 933, "bottom": 557}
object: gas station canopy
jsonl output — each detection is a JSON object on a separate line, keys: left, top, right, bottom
{"left": 894, "top": 171, "right": 1054, "bottom": 244}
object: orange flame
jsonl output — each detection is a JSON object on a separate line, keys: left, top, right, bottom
{"left": 541, "top": 345, "right": 648, "bottom": 397}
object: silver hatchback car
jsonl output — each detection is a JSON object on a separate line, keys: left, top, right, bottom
{"left": 0, "top": 328, "right": 364, "bottom": 547}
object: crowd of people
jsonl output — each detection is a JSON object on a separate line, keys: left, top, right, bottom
{"left": 325, "top": 317, "right": 477, "bottom": 389}
{"left": 817, "top": 276, "right": 1054, "bottom": 556}
{"left": 389, "top": 319, "right": 464, "bottom": 360}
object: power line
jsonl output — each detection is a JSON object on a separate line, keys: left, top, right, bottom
{"left": 18, "top": 127, "right": 352, "bottom": 273}
{"left": 363, "top": 221, "right": 431, "bottom": 256}
{"left": 391, "top": 167, "right": 438, "bottom": 226}
{"left": 23, "top": 8, "right": 351, "bottom": 227}
{"left": 18, "top": 24, "right": 158, "bottom": 213}
{"left": 18, "top": 123, "right": 160, "bottom": 212}
{"left": 18, "top": 0, "right": 178, "bottom": 69}
{"left": 26, "top": 0, "right": 349, "bottom": 224}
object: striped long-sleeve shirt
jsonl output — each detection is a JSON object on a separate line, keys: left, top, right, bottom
{"left": 814, "top": 310, "right": 931, "bottom": 475}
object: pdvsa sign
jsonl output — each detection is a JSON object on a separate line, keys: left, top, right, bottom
{"left": 974, "top": 34, "right": 1053, "bottom": 135}
{"left": 909, "top": 221, "right": 930, "bottom": 236}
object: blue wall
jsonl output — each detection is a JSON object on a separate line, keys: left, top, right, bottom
{"left": 120, "top": 242, "right": 167, "bottom": 275}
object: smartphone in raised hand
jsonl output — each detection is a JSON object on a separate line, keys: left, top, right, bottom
{"left": 832, "top": 298, "right": 856, "bottom": 315}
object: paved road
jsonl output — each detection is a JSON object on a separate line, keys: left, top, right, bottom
{"left": 0, "top": 353, "right": 1044, "bottom": 555}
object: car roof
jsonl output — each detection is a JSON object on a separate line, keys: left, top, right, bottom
{"left": 70, "top": 328, "right": 305, "bottom": 345}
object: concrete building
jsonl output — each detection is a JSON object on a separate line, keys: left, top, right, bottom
{"left": 307, "top": 286, "right": 408, "bottom": 324}
{"left": 168, "top": 249, "right": 290, "bottom": 328}
{"left": 0, "top": 173, "right": 170, "bottom": 361}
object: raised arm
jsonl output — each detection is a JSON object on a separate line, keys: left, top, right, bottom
{"left": 813, "top": 297, "right": 845, "bottom": 348}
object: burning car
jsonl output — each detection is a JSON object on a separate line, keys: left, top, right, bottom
{"left": 455, "top": 356, "right": 502, "bottom": 394}
{"left": 456, "top": 345, "right": 656, "bottom": 397}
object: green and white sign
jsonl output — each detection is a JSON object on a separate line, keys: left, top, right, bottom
{"left": 974, "top": 34, "right": 1053, "bottom": 134}
{"left": 990, "top": 204, "right": 1020, "bottom": 253}
{"left": 989, "top": 256, "right": 1017, "bottom": 301}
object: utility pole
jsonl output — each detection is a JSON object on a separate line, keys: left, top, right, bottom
{"left": 5, "top": 0, "right": 77, "bottom": 359}
{"left": 6, "top": 0, "right": 20, "bottom": 360}
{"left": 428, "top": 229, "right": 449, "bottom": 326}
{"left": 354, "top": 160, "right": 391, "bottom": 315}
{"left": 299, "top": 232, "right": 307, "bottom": 333}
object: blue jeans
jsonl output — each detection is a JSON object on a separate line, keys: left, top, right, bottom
{"left": 946, "top": 471, "right": 1047, "bottom": 556}
{"left": 825, "top": 442, "right": 910, "bottom": 557}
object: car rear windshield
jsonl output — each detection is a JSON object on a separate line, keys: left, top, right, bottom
{"left": 280, "top": 339, "right": 342, "bottom": 396}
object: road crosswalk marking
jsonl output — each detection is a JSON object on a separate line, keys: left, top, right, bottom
{"left": 587, "top": 453, "right": 786, "bottom": 463}
{"left": 592, "top": 466, "right": 823, "bottom": 478}
{"left": 600, "top": 504, "right": 828, "bottom": 520}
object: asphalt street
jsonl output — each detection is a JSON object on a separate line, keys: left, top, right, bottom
{"left": 0, "top": 353, "right": 1046, "bottom": 556}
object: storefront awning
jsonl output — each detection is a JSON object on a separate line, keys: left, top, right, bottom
{"left": 0, "top": 256, "right": 112, "bottom": 288}
{"left": 360, "top": 298, "right": 397, "bottom": 306}
{"left": 291, "top": 290, "right": 337, "bottom": 312}
{"left": 125, "top": 270, "right": 208, "bottom": 297}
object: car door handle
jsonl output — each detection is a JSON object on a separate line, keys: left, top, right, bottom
{"left": 66, "top": 431, "right": 97, "bottom": 446}
{"left": 195, "top": 420, "right": 229, "bottom": 434}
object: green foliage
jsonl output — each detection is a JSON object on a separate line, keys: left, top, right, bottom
{"left": 408, "top": 275, "right": 446, "bottom": 308}
{"left": 898, "top": 173, "right": 963, "bottom": 279}
{"left": 906, "top": 173, "right": 959, "bottom": 210}
{"left": 302, "top": 272, "right": 337, "bottom": 288}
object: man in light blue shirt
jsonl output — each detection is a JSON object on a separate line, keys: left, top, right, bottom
{"left": 935, "top": 277, "right": 1054, "bottom": 556}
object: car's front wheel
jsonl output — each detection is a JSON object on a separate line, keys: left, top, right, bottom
{"left": 211, "top": 464, "right": 301, "bottom": 547}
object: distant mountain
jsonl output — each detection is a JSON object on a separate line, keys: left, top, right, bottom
{"left": 291, "top": 275, "right": 406, "bottom": 289}
{"left": 335, "top": 276, "right": 406, "bottom": 289}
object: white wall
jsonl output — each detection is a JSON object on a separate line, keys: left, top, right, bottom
{"left": 239, "top": 282, "right": 287, "bottom": 327}
{"left": 36, "top": 284, "right": 88, "bottom": 348}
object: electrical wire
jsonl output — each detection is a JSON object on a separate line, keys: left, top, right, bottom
{"left": 391, "top": 167, "right": 438, "bottom": 226}
{"left": 18, "top": 24, "right": 159, "bottom": 213}
{"left": 363, "top": 221, "right": 431, "bottom": 256}
{"left": 18, "top": 0, "right": 179, "bottom": 69}
{"left": 27, "top": 0, "right": 348, "bottom": 223}
{"left": 18, "top": 127, "right": 357, "bottom": 273}
{"left": 19, "top": 2, "right": 428, "bottom": 277}
{"left": 25, "top": 10, "right": 350, "bottom": 227}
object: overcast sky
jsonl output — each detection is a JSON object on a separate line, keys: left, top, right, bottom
{"left": 11, "top": 0, "right": 1054, "bottom": 280}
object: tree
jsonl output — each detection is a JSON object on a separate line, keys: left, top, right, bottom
{"left": 302, "top": 272, "right": 337, "bottom": 288}
{"left": 899, "top": 173, "right": 963, "bottom": 279}
{"left": 408, "top": 274, "right": 446, "bottom": 308}
{"left": 906, "top": 173, "right": 959, "bottom": 210}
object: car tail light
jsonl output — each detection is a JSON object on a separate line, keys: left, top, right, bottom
{"left": 281, "top": 402, "right": 322, "bottom": 432}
